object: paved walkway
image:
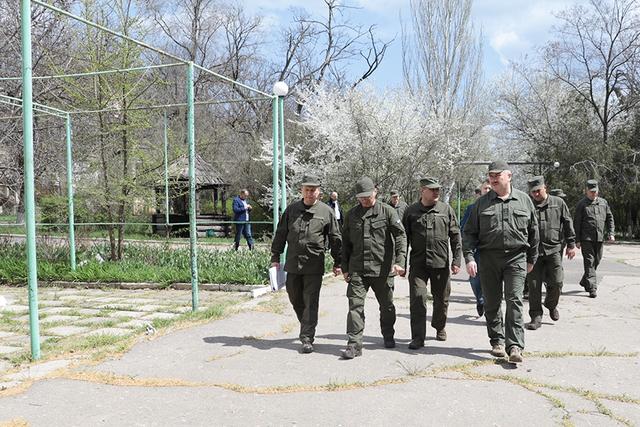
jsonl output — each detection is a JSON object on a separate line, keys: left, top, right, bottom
{"left": 1, "top": 244, "right": 639, "bottom": 426}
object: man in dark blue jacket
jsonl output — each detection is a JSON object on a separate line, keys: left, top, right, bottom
{"left": 232, "top": 189, "right": 254, "bottom": 250}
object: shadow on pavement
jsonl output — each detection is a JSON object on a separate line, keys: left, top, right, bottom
{"left": 202, "top": 334, "right": 491, "bottom": 361}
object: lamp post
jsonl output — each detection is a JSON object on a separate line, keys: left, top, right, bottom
{"left": 273, "top": 82, "right": 288, "bottom": 216}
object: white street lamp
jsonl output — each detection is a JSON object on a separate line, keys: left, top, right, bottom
{"left": 273, "top": 81, "right": 289, "bottom": 97}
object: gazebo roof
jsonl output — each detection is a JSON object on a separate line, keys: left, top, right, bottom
{"left": 163, "top": 154, "right": 227, "bottom": 186}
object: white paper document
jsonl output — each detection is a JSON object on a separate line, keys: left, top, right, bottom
{"left": 269, "top": 266, "right": 287, "bottom": 291}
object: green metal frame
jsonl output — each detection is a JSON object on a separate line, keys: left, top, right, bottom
{"left": 14, "top": 0, "right": 286, "bottom": 360}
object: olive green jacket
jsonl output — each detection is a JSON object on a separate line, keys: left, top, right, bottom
{"left": 403, "top": 200, "right": 462, "bottom": 269}
{"left": 574, "top": 196, "right": 615, "bottom": 243}
{"left": 462, "top": 187, "right": 539, "bottom": 265}
{"left": 270, "top": 200, "right": 342, "bottom": 274}
{"left": 533, "top": 194, "right": 576, "bottom": 256}
{"left": 342, "top": 202, "right": 407, "bottom": 277}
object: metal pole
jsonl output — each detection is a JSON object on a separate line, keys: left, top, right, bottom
{"left": 33, "top": 0, "right": 188, "bottom": 65}
{"left": 21, "top": 0, "right": 40, "bottom": 360}
{"left": 457, "top": 181, "right": 461, "bottom": 221}
{"left": 65, "top": 114, "right": 76, "bottom": 271}
{"left": 68, "top": 97, "right": 271, "bottom": 115}
{"left": 187, "top": 62, "right": 199, "bottom": 311}
{"left": 163, "top": 110, "right": 170, "bottom": 237}
{"left": 272, "top": 97, "right": 280, "bottom": 233}
{"left": 278, "top": 96, "right": 286, "bottom": 214}
{"left": 0, "top": 62, "right": 184, "bottom": 81}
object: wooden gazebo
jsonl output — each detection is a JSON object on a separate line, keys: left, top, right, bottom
{"left": 152, "top": 154, "right": 230, "bottom": 236}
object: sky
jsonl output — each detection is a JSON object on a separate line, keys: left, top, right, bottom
{"left": 241, "top": 0, "right": 580, "bottom": 88}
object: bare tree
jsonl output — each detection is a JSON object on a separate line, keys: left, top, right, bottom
{"left": 402, "top": 0, "right": 484, "bottom": 121}
{"left": 276, "top": 0, "right": 393, "bottom": 112}
{"left": 401, "top": 0, "right": 488, "bottom": 200}
{"left": 544, "top": 0, "right": 640, "bottom": 145}
{"left": 0, "top": 0, "right": 74, "bottom": 221}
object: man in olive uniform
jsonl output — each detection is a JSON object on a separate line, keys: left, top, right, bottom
{"left": 463, "top": 160, "right": 539, "bottom": 364}
{"left": 550, "top": 189, "right": 568, "bottom": 255}
{"left": 271, "top": 174, "right": 342, "bottom": 354}
{"left": 525, "top": 176, "right": 577, "bottom": 330}
{"left": 550, "top": 189, "right": 566, "bottom": 198}
{"left": 340, "top": 177, "right": 406, "bottom": 359}
{"left": 389, "top": 190, "right": 409, "bottom": 221}
{"left": 403, "top": 177, "right": 462, "bottom": 349}
{"left": 574, "top": 179, "right": 615, "bottom": 298}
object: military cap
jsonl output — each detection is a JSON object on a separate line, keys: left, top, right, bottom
{"left": 549, "top": 189, "right": 566, "bottom": 198}
{"left": 355, "top": 176, "right": 376, "bottom": 197}
{"left": 419, "top": 177, "right": 441, "bottom": 189}
{"left": 586, "top": 179, "right": 598, "bottom": 192}
{"left": 488, "top": 160, "right": 509, "bottom": 173}
{"left": 527, "top": 176, "right": 545, "bottom": 191}
{"left": 390, "top": 190, "right": 399, "bottom": 196}
{"left": 300, "top": 174, "right": 321, "bottom": 187}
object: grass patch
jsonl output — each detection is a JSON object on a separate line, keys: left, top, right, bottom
{"left": 0, "top": 240, "right": 277, "bottom": 286}
{"left": 253, "top": 293, "right": 288, "bottom": 315}
{"left": 0, "top": 417, "right": 29, "bottom": 427}
{"left": 0, "top": 313, "right": 28, "bottom": 334}
{"left": 396, "top": 360, "right": 432, "bottom": 376}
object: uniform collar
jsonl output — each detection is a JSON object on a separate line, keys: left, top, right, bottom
{"left": 489, "top": 186, "right": 519, "bottom": 201}
{"left": 361, "top": 201, "right": 382, "bottom": 218}
{"left": 419, "top": 200, "right": 441, "bottom": 212}
{"left": 534, "top": 195, "right": 549, "bottom": 208}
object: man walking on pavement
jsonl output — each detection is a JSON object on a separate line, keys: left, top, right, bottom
{"left": 525, "top": 176, "right": 577, "bottom": 331}
{"left": 574, "top": 179, "right": 615, "bottom": 298}
{"left": 327, "top": 191, "right": 344, "bottom": 229}
{"left": 270, "top": 174, "right": 342, "bottom": 354}
{"left": 550, "top": 189, "right": 569, "bottom": 256}
{"left": 463, "top": 160, "right": 539, "bottom": 364}
{"left": 340, "top": 177, "right": 406, "bottom": 359}
{"left": 389, "top": 190, "right": 409, "bottom": 222}
{"left": 403, "top": 177, "right": 462, "bottom": 349}
{"left": 232, "top": 189, "right": 254, "bottom": 250}
{"left": 460, "top": 179, "right": 492, "bottom": 317}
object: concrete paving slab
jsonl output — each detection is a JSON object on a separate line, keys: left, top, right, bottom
{"left": 107, "top": 310, "right": 147, "bottom": 318}
{"left": 73, "top": 317, "right": 115, "bottom": 326}
{"left": 38, "top": 300, "right": 66, "bottom": 307}
{"left": 45, "top": 326, "right": 90, "bottom": 337}
{"left": 0, "top": 345, "right": 22, "bottom": 355}
{"left": 1, "top": 305, "right": 29, "bottom": 313}
{"left": 135, "top": 305, "right": 164, "bottom": 312}
{"left": 1, "top": 335, "right": 29, "bottom": 345}
{"left": 123, "top": 298, "right": 159, "bottom": 305}
{"left": 0, "top": 331, "right": 17, "bottom": 339}
{"left": 71, "top": 309, "right": 100, "bottom": 316}
{"left": 90, "top": 297, "right": 127, "bottom": 303}
{"left": 4, "top": 360, "right": 72, "bottom": 381}
{"left": 117, "top": 320, "right": 149, "bottom": 329}
{"left": 39, "top": 307, "right": 73, "bottom": 315}
{"left": 0, "top": 360, "right": 10, "bottom": 374}
{"left": 93, "top": 304, "right": 138, "bottom": 311}
{"left": 41, "top": 315, "right": 81, "bottom": 324}
{"left": 139, "top": 312, "right": 178, "bottom": 320}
